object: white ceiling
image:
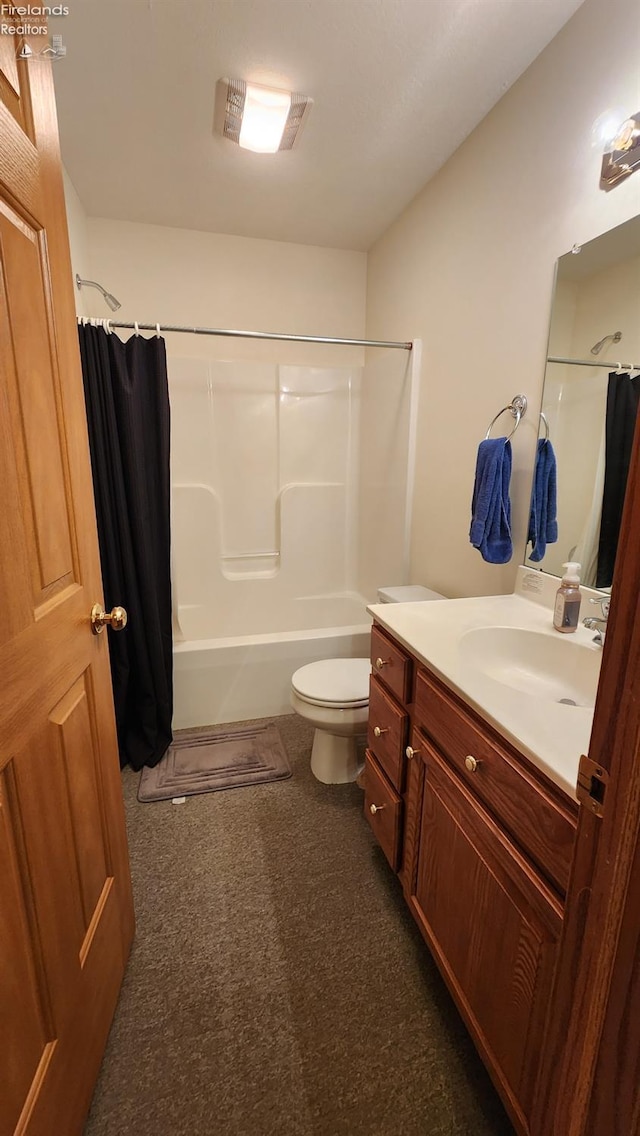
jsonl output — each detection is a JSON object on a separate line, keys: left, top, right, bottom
{"left": 53, "top": 0, "right": 585, "bottom": 251}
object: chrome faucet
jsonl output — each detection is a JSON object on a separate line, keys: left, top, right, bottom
{"left": 582, "top": 594, "right": 611, "bottom": 646}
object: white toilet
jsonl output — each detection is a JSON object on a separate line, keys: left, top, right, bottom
{"left": 290, "top": 584, "right": 445, "bottom": 784}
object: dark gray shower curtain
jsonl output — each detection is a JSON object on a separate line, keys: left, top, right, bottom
{"left": 596, "top": 370, "right": 640, "bottom": 588}
{"left": 78, "top": 324, "right": 173, "bottom": 769}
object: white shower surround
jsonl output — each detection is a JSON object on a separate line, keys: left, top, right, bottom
{"left": 170, "top": 345, "right": 418, "bottom": 727}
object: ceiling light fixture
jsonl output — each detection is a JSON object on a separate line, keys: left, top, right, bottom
{"left": 215, "top": 79, "right": 313, "bottom": 154}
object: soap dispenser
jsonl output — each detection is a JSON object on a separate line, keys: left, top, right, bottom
{"left": 553, "top": 562, "right": 582, "bottom": 633}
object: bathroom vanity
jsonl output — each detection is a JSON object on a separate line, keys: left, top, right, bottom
{"left": 362, "top": 580, "right": 600, "bottom": 1136}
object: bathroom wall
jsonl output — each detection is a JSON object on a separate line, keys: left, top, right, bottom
{"left": 82, "top": 217, "right": 366, "bottom": 368}
{"left": 366, "top": 0, "right": 640, "bottom": 599}
{"left": 62, "top": 167, "right": 91, "bottom": 316}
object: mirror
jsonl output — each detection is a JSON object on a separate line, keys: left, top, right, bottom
{"left": 525, "top": 214, "right": 640, "bottom": 585}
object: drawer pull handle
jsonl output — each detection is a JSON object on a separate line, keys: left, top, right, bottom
{"left": 373, "top": 726, "right": 389, "bottom": 738}
{"left": 406, "top": 745, "right": 420, "bottom": 760}
{"left": 464, "top": 755, "right": 479, "bottom": 773}
{"left": 369, "top": 803, "right": 387, "bottom": 815}
{"left": 375, "top": 657, "right": 389, "bottom": 670}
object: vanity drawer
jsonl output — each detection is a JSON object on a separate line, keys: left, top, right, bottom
{"left": 364, "top": 750, "right": 402, "bottom": 871}
{"left": 370, "top": 624, "right": 412, "bottom": 704}
{"left": 368, "top": 675, "right": 408, "bottom": 791}
{"left": 415, "top": 668, "right": 576, "bottom": 896}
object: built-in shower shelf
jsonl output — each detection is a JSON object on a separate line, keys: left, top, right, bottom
{"left": 220, "top": 551, "right": 281, "bottom": 579}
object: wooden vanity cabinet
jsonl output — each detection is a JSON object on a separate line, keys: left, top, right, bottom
{"left": 364, "top": 626, "right": 412, "bottom": 868}
{"left": 364, "top": 621, "right": 579, "bottom": 1136}
{"left": 409, "top": 731, "right": 562, "bottom": 1131}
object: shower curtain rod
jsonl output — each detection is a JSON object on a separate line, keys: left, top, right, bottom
{"left": 548, "top": 355, "right": 640, "bottom": 371}
{"left": 100, "top": 320, "right": 413, "bottom": 351}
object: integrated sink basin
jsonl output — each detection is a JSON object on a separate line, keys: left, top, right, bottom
{"left": 459, "top": 626, "right": 601, "bottom": 708}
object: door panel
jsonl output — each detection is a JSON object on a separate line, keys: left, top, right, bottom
{"left": 0, "top": 32, "right": 134, "bottom": 1136}
{"left": 0, "top": 19, "right": 33, "bottom": 134}
{"left": 0, "top": 202, "right": 75, "bottom": 596}
{"left": 52, "top": 674, "right": 111, "bottom": 930}
{"left": 0, "top": 767, "right": 53, "bottom": 1136}
{"left": 0, "top": 36, "right": 39, "bottom": 216}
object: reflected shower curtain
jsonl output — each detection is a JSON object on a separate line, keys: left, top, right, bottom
{"left": 596, "top": 371, "right": 640, "bottom": 589}
{"left": 78, "top": 324, "right": 173, "bottom": 769}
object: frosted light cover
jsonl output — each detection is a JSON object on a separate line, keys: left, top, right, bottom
{"left": 238, "top": 84, "right": 291, "bottom": 153}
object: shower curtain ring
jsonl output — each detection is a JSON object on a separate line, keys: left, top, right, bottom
{"left": 156, "top": 323, "right": 161, "bottom": 338}
{"left": 134, "top": 321, "right": 139, "bottom": 336}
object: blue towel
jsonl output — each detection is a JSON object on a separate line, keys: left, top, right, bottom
{"left": 528, "top": 438, "right": 558, "bottom": 562}
{"left": 469, "top": 438, "right": 513, "bottom": 564}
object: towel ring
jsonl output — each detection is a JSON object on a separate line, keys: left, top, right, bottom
{"left": 539, "top": 411, "right": 550, "bottom": 440}
{"left": 485, "top": 394, "right": 528, "bottom": 442}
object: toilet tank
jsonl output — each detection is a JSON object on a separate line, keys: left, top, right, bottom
{"left": 377, "top": 585, "right": 445, "bottom": 603}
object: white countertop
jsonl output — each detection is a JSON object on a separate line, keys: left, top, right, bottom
{"left": 367, "top": 584, "right": 602, "bottom": 800}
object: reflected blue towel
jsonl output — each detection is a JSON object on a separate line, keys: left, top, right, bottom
{"left": 528, "top": 438, "right": 558, "bottom": 562}
{"left": 469, "top": 438, "right": 513, "bottom": 564}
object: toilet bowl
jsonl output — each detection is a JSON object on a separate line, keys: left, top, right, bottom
{"left": 290, "top": 658, "right": 371, "bottom": 784}
{"left": 291, "top": 586, "right": 446, "bottom": 784}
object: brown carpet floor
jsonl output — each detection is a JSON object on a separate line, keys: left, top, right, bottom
{"left": 85, "top": 714, "right": 514, "bottom": 1136}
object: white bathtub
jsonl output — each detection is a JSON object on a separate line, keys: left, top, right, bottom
{"left": 172, "top": 595, "right": 372, "bottom": 729}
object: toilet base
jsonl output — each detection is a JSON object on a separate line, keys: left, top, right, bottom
{"left": 310, "top": 729, "right": 364, "bottom": 784}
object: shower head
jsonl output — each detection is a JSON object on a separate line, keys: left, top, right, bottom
{"left": 591, "top": 330, "right": 622, "bottom": 355}
{"left": 103, "top": 291, "right": 121, "bottom": 312}
{"left": 75, "top": 274, "right": 122, "bottom": 312}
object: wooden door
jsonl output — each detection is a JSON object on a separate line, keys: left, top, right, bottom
{"left": 0, "top": 29, "right": 134, "bottom": 1136}
{"left": 533, "top": 335, "right": 640, "bottom": 1134}
{"left": 410, "top": 738, "right": 562, "bottom": 1135}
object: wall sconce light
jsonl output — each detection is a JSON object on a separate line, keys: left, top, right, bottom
{"left": 601, "top": 112, "right": 640, "bottom": 187}
{"left": 215, "top": 79, "right": 313, "bottom": 154}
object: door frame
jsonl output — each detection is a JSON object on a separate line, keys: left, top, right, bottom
{"left": 536, "top": 402, "right": 640, "bottom": 1135}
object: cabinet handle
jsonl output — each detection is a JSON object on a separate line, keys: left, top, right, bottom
{"left": 375, "top": 657, "right": 389, "bottom": 670}
{"left": 464, "top": 755, "right": 479, "bottom": 773}
{"left": 406, "top": 745, "right": 420, "bottom": 760}
{"left": 373, "top": 726, "right": 389, "bottom": 738}
{"left": 369, "top": 803, "right": 387, "bottom": 815}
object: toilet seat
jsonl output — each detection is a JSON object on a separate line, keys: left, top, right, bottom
{"left": 291, "top": 658, "right": 371, "bottom": 708}
{"left": 292, "top": 690, "right": 369, "bottom": 710}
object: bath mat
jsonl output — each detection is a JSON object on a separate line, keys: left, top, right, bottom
{"left": 138, "top": 723, "right": 292, "bottom": 802}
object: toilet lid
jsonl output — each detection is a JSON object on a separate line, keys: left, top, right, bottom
{"left": 291, "top": 658, "right": 371, "bottom": 706}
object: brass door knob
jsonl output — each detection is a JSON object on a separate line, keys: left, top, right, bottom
{"left": 464, "top": 755, "right": 479, "bottom": 773}
{"left": 375, "top": 657, "right": 388, "bottom": 670}
{"left": 369, "top": 803, "right": 386, "bottom": 815}
{"left": 406, "top": 745, "right": 420, "bottom": 760}
{"left": 373, "top": 726, "right": 389, "bottom": 738}
{"left": 91, "top": 603, "right": 128, "bottom": 635}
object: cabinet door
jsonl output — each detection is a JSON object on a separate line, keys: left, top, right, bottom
{"left": 410, "top": 739, "right": 562, "bottom": 1133}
